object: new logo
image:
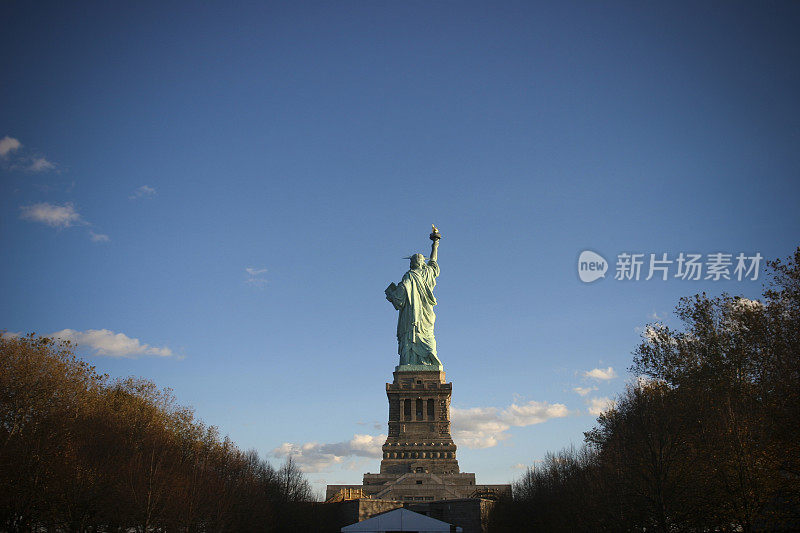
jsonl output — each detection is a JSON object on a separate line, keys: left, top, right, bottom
{"left": 578, "top": 250, "right": 608, "bottom": 283}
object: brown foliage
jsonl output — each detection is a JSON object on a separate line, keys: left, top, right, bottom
{"left": 491, "top": 248, "right": 800, "bottom": 532}
{"left": 0, "top": 334, "right": 314, "bottom": 532}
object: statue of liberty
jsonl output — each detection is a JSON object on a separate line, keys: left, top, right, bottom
{"left": 385, "top": 225, "right": 443, "bottom": 368}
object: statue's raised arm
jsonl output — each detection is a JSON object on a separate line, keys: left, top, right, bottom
{"left": 384, "top": 226, "right": 443, "bottom": 369}
{"left": 429, "top": 224, "right": 441, "bottom": 264}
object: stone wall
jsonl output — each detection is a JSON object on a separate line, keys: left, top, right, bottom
{"left": 406, "top": 498, "right": 497, "bottom": 533}
{"left": 325, "top": 497, "right": 499, "bottom": 533}
{"left": 334, "top": 499, "right": 403, "bottom": 527}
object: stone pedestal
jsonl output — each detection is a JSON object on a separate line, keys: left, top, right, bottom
{"left": 380, "top": 368, "right": 459, "bottom": 475}
{"left": 325, "top": 367, "right": 511, "bottom": 504}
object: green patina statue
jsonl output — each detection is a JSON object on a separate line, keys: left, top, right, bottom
{"left": 385, "top": 225, "right": 443, "bottom": 369}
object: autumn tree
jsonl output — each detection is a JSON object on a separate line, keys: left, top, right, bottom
{"left": 492, "top": 247, "right": 800, "bottom": 532}
{"left": 630, "top": 249, "right": 800, "bottom": 530}
{"left": 0, "top": 332, "right": 315, "bottom": 532}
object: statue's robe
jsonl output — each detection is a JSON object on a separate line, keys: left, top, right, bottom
{"left": 385, "top": 259, "right": 442, "bottom": 367}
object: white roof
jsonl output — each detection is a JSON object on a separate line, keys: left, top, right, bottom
{"left": 341, "top": 507, "right": 461, "bottom": 532}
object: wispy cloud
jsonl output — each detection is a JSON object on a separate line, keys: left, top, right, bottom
{"left": 1, "top": 136, "right": 58, "bottom": 172}
{"left": 451, "top": 400, "right": 570, "bottom": 449}
{"left": 245, "top": 266, "right": 268, "bottom": 287}
{"left": 586, "top": 396, "right": 616, "bottom": 416}
{"left": 583, "top": 367, "right": 618, "bottom": 381}
{"left": 130, "top": 185, "right": 156, "bottom": 199}
{"left": 51, "top": 329, "right": 177, "bottom": 359}
{"left": 27, "top": 157, "right": 56, "bottom": 172}
{"left": 20, "top": 202, "right": 84, "bottom": 228}
{"left": 271, "top": 433, "right": 385, "bottom": 472}
{"left": 573, "top": 386, "right": 598, "bottom": 396}
{"left": 89, "top": 230, "right": 110, "bottom": 243}
{"left": 20, "top": 201, "right": 109, "bottom": 242}
{"left": 0, "top": 136, "right": 21, "bottom": 157}
{"left": 356, "top": 420, "right": 384, "bottom": 431}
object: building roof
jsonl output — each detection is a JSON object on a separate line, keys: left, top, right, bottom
{"left": 341, "top": 507, "right": 462, "bottom": 532}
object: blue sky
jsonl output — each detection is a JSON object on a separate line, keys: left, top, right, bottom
{"left": 2, "top": 1, "right": 799, "bottom": 495}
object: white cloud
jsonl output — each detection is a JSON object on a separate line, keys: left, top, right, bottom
{"left": 573, "top": 386, "right": 598, "bottom": 396}
{"left": 0, "top": 136, "right": 21, "bottom": 157}
{"left": 19, "top": 202, "right": 108, "bottom": 241}
{"left": 511, "top": 463, "right": 529, "bottom": 470}
{"left": 246, "top": 266, "right": 268, "bottom": 287}
{"left": 731, "top": 297, "right": 762, "bottom": 312}
{"left": 642, "top": 324, "right": 679, "bottom": 346}
{"left": 583, "top": 367, "right": 618, "bottom": 381}
{"left": 130, "top": 185, "right": 156, "bottom": 199}
{"left": 451, "top": 407, "right": 511, "bottom": 449}
{"left": 27, "top": 157, "right": 56, "bottom": 172}
{"left": 586, "top": 396, "right": 616, "bottom": 416}
{"left": 89, "top": 230, "right": 110, "bottom": 243}
{"left": 20, "top": 202, "right": 83, "bottom": 228}
{"left": 271, "top": 433, "right": 386, "bottom": 472}
{"left": 0, "top": 136, "right": 57, "bottom": 172}
{"left": 502, "top": 401, "right": 570, "bottom": 426}
{"left": 51, "top": 329, "right": 176, "bottom": 358}
{"left": 451, "top": 400, "right": 570, "bottom": 449}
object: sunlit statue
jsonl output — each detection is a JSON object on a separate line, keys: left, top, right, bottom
{"left": 385, "top": 225, "right": 443, "bottom": 368}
